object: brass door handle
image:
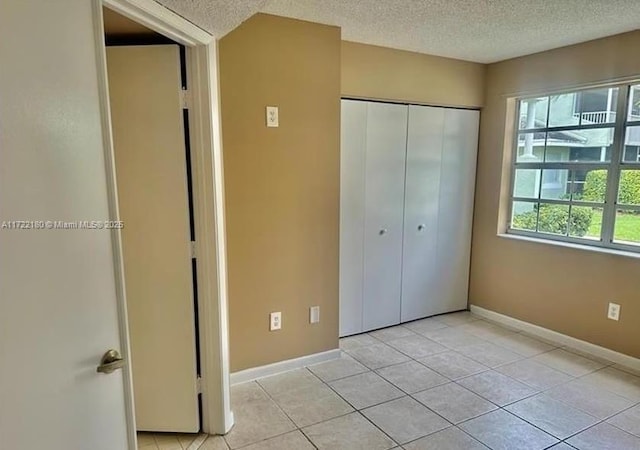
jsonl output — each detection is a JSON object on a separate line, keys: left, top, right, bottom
{"left": 97, "top": 349, "right": 125, "bottom": 374}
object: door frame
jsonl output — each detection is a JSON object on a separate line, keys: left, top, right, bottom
{"left": 91, "top": 0, "right": 234, "bottom": 445}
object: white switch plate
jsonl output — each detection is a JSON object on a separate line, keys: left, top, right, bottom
{"left": 310, "top": 306, "right": 320, "bottom": 324}
{"left": 266, "top": 106, "right": 279, "bottom": 127}
{"left": 607, "top": 302, "right": 621, "bottom": 321}
{"left": 270, "top": 311, "right": 282, "bottom": 330}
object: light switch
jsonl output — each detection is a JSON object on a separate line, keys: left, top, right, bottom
{"left": 266, "top": 106, "right": 279, "bottom": 127}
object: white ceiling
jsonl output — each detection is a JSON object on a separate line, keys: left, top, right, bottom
{"left": 156, "top": 0, "right": 640, "bottom": 63}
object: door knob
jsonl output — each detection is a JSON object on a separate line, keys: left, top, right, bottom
{"left": 379, "top": 229, "right": 387, "bottom": 236}
{"left": 417, "top": 224, "right": 426, "bottom": 231}
{"left": 97, "top": 349, "right": 126, "bottom": 374}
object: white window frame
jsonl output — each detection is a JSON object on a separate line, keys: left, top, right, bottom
{"left": 507, "top": 82, "right": 640, "bottom": 253}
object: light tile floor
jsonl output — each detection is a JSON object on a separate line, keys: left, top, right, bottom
{"left": 138, "top": 311, "right": 640, "bottom": 449}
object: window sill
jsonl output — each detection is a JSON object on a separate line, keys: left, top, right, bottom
{"left": 497, "top": 232, "right": 640, "bottom": 260}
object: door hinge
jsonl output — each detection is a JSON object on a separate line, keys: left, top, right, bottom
{"left": 196, "top": 376, "right": 203, "bottom": 394}
{"left": 181, "top": 88, "right": 190, "bottom": 109}
{"left": 190, "top": 241, "right": 196, "bottom": 258}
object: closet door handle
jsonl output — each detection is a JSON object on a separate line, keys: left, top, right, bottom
{"left": 417, "top": 224, "right": 426, "bottom": 231}
{"left": 379, "top": 228, "right": 388, "bottom": 236}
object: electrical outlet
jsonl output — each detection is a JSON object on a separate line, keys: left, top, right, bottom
{"left": 266, "top": 106, "right": 279, "bottom": 127}
{"left": 270, "top": 311, "right": 282, "bottom": 331}
{"left": 607, "top": 302, "right": 621, "bottom": 321}
{"left": 310, "top": 306, "right": 320, "bottom": 324}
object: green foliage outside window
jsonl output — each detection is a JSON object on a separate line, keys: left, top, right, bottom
{"left": 513, "top": 204, "right": 593, "bottom": 236}
{"left": 583, "top": 170, "right": 640, "bottom": 205}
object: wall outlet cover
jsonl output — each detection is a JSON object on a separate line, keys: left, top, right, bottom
{"left": 310, "top": 306, "right": 320, "bottom": 324}
{"left": 607, "top": 302, "right": 621, "bottom": 321}
{"left": 266, "top": 106, "right": 279, "bottom": 127}
{"left": 270, "top": 311, "right": 282, "bottom": 330}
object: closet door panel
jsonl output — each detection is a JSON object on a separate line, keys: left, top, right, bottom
{"left": 339, "top": 100, "right": 367, "bottom": 336}
{"left": 436, "top": 109, "right": 480, "bottom": 313}
{"left": 363, "top": 102, "right": 408, "bottom": 331}
{"left": 401, "top": 106, "right": 445, "bottom": 322}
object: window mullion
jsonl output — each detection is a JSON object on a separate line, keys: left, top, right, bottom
{"left": 507, "top": 100, "right": 523, "bottom": 229}
{"left": 601, "top": 86, "right": 629, "bottom": 244}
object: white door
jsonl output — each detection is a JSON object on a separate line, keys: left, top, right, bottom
{"left": 436, "top": 109, "right": 480, "bottom": 313}
{"left": 0, "top": 2, "right": 130, "bottom": 449}
{"left": 401, "top": 106, "right": 445, "bottom": 321}
{"left": 107, "top": 46, "right": 200, "bottom": 432}
{"left": 363, "top": 102, "right": 408, "bottom": 331}
{"left": 339, "top": 100, "right": 367, "bottom": 336}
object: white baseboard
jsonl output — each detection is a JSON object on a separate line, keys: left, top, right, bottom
{"left": 230, "top": 349, "right": 341, "bottom": 385}
{"left": 470, "top": 305, "right": 640, "bottom": 372}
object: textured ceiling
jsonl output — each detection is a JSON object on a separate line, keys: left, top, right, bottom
{"left": 156, "top": 0, "right": 640, "bottom": 63}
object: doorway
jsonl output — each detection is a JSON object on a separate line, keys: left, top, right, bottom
{"left": 104, "top": 6, "right": 201, "bottom": 442}
{"left": 96, "top": 1, "right": 233, "bottom": 447}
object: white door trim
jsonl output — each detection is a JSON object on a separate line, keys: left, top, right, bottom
{"left": 92, "top": 1, "right": 233, "bottom": 445}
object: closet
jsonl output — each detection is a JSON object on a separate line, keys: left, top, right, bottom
{"left": 339, "top": 99, "right": 479, "bottom": 337}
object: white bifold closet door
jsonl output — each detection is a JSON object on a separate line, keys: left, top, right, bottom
{"left": 400, "top": 106, "right": 445, "bottom": 322}
{"left": 339, "top": 100, "right": 367, "bottom": 336}
{"left": 434, "top": 108, "right": 479, "bottom": 313}
{"left": 362, "top": 102, "right": 408, "bottom": 331}
{"left": 339, "top": 100, "right": 407, "bottom": 335}
{"left": 400, "top": 106, "right": 479, "bottom": 320}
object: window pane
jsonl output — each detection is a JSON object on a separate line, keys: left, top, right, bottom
{"left": 511, "top": 201, "right": 537, "bottom": 232}
{"left": 548, "top": 88, "right": 618, "bottom": 128}
{"left": 623, "top": 126, "right": 640, "bottom": 163}
{"left": 628, "top": 85, "right": 640, "bottom": 122}
{"left": 545, "top": 127, "right": 614, "bottom": 162}
{"left": 617, "top": 170, "right": 640, "bottom": 206}
{"left": 540, "top": 169, "right": 569, "bottom": 200}
{"left": 516, "top": 132, "right": 545, "bottom": 162}
{"left": 548, "top": 92, "right": 580, "bottom": 127}
{"left": 575, "top": 169, "right": 607, "bottom": 203}
{"left": 519, "top": 97, "right": 548, "bottom": 130}
{"left": 569, "top": 206, "right": 601, "bottom": 240}
{"left": 575, "top": 87, "right": 618, "bottom": 125}
{"left": 537, "top": 203, "right": 569, "bottom": 236}
{"left": 513, "top": 169, "right": 540, "bottom": 198}
{"left": 613, "top": 209, "right": 640, "bottom": 246}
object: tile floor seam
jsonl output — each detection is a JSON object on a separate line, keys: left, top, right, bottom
{"left": 462, "top": 407, "right": 562, "bottom": 447}
{"left": 545, "top": 381, "right": 637, "bottom": 421}
{"left": 450, "top": 377, "right": 637, "bottom": 448}
{"left": 321, "top": 353, "right": 459, "bottom": 446}
{"left": 399, "top": 424, "right": 491, "bottom": 450}
{"left": 305, "top": 362, "right": 405, "bottom": 446}
{"left": 606, "top": 418, "right": 640, "bottom": 440}
{"left": 351, "top": 408, "right": 403, "bottom": 447}
{"left": 327, "top": 375, "right": 405, "bottom": 412}
{"left": 223, "top": 381, "right": 297, "bottom": 449}
{"left": 504, "top": 400, "right": 599, "bottom": 442}
{"left": 356, "top": 334, "right": 524, "bottom": 445}
{"left": 569, "top": 365, "right": 640, "bottom": 403}
{"left": 254, "top": 369, "right": 325, "bottom": 428}
{"left": 230, "top": 429, "right": 317, "bottom": 450}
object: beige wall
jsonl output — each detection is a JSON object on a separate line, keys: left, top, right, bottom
{"left": 219, "top": 14, "right": 341, "bottom": 371}
{"left": 470, "top": 30, "right": 640, "bottom": 359}
{"left": 341, "top": 41, "right": 485, "bottom": 107}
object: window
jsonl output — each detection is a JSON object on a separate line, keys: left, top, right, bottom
{"left": 508, "top": 83, "right": 640, "bottom": 251}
